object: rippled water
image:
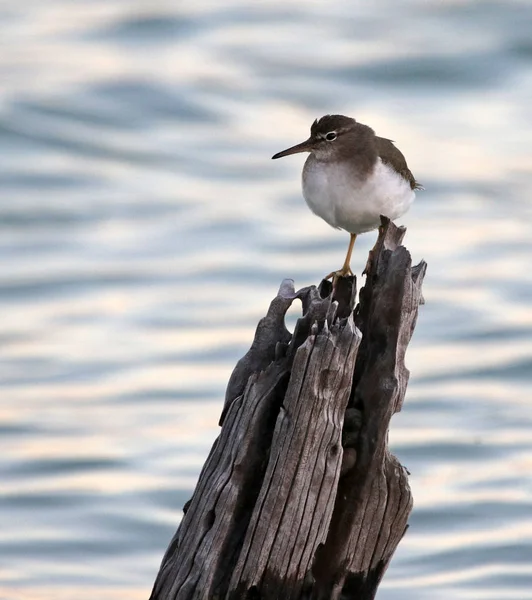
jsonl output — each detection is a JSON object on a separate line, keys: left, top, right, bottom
{"left": 1, "top": 1, "right": 532, "bottom": 599}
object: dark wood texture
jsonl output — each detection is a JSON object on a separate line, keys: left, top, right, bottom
{"left": 150, "top": 218, "right": 426, "bottom": 600}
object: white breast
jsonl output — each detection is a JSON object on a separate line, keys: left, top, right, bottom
{"left": 302, "top": 157, "right": 415, "bottom": 234}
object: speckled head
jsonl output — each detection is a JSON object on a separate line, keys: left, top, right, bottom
{"left": 272, "top": 114, "right": 373, "bottom": 162}
{"left": 310, "top": 114, "right": 357, "bottom": 138}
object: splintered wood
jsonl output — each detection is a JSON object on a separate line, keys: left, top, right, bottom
{"left": 150, "top": 218, "right": 426, "bottom": 600}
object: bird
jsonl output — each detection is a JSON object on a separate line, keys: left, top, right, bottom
{"left": 272, "top": 114, "right": 422, "bottom": 279}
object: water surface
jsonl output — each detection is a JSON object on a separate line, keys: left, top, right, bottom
{"left": 1, "top": 1, "right": 532, "bottom": 599}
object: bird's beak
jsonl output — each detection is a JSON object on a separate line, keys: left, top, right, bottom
{"left": 272, "top": 137, "right": 314, "bottom": 159}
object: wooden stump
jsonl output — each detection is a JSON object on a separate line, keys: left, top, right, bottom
{"left": 150, "top": 218, "right": 426, "bottom": 600}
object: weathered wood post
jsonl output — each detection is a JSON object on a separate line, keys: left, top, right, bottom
{"left": 150, "top": 218, "right": 426, "bottom": 600}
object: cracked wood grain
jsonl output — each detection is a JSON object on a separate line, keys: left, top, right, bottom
{"left": 150, "top": 217, "right": 426, "bottom": 600}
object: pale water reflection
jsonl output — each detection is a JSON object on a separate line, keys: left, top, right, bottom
{"left": 1, "top": 1, "right": 532, "bottom": 599}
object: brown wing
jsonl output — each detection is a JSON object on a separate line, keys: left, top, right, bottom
{"left": 375, "top": 136, "right": 423, "bottom": 191}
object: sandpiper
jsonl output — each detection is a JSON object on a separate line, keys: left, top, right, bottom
{"left": 272, "top": 114, "right": 422, "bottom": 278}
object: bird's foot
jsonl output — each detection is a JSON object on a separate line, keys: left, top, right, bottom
{"left": 324, "top": 266, "right": 354, "bottom": 281}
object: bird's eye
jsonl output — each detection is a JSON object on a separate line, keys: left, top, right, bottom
{"left": 325, "top": 132, "right": 337, "bottom": 141}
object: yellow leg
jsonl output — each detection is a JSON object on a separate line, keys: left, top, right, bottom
{"left": 326, "top": 233, "right": 357, "bottom": 280}
{"left": 341, "top": 233, "right": 357, "bottom": 275}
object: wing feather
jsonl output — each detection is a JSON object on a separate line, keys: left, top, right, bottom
{"left": 375, "top": 136, "right": 422, "bottom": 191}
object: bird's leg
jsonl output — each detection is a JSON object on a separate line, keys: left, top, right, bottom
{"left": 341, "top": 233, "right": 357, "bottom": 276}
{"left": 325, "top": 233, "right": 357, "bottom": 280}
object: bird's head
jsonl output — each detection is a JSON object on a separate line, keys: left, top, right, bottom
{"left": 272, "top": 114, "right": 359, "bottom": 161}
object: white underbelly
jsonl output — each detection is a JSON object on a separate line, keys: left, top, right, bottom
{"left": 302, "top": 157, "right": 415, "bottom": 234}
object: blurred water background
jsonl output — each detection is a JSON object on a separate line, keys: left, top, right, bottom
{"left": 1, "top": 1, "right": 532, "bottom": 599}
